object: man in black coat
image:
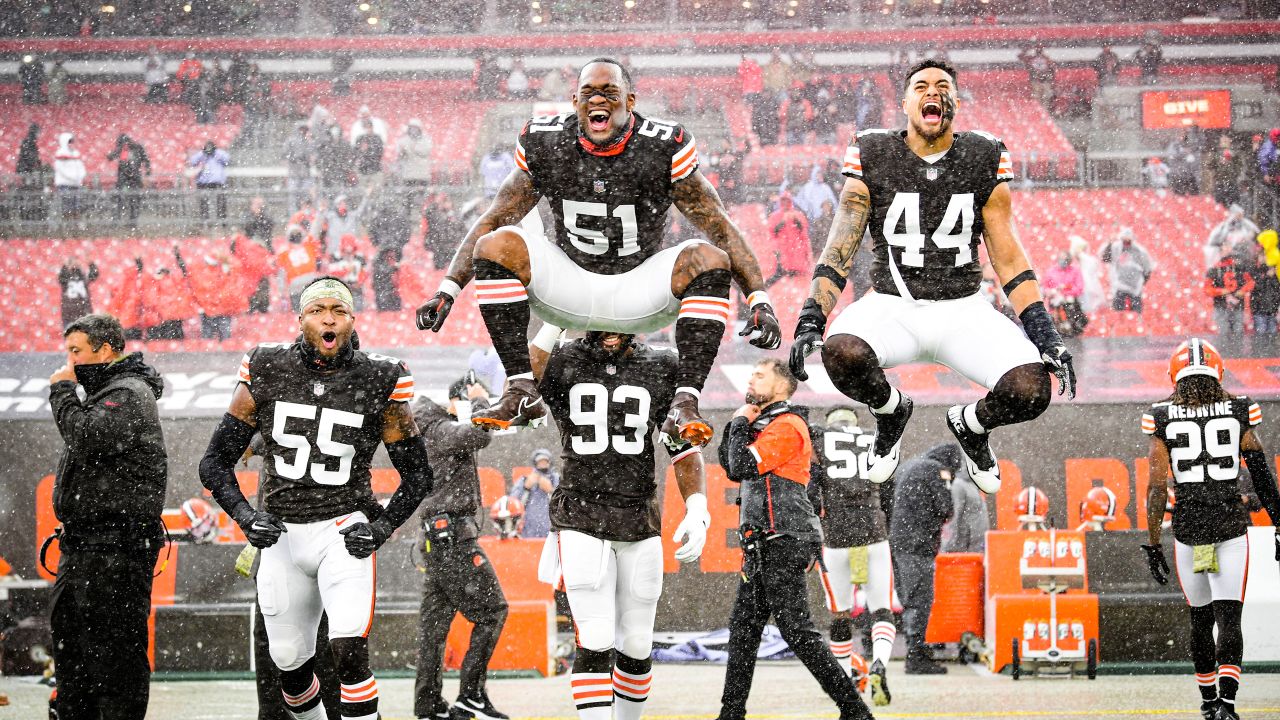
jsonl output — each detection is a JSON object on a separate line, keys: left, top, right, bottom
{"left": 108, "top": 134, "right": 152, "bottom": 224}
{"left": 888, "top": 444, "right": 958, "bottom": 674}
{"left": 48, "top": 313, "right": 168, "bottom": 720}
{"left": 368, "top": 194, "right": 411, "bottom": 311}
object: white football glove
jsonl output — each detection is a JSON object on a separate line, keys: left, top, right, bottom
{"left": 672, "top": 493, "right": 711, "bottom": 563}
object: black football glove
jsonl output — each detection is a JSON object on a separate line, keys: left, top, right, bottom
{"left": 739, "top": 302, "right": 782, "bottom": 350}
{"left": 233, "top": 507, "right": 287, "bottom": 549}
{"left": 1019, "top": 301, "right": 1077, "bottom": 399}
{"left": 340, "top": 519, "right": 392, "bottom": 559}
{"left": 415, "top": 291, "right": 455, "bottom": 332}
{"left": 1141, "top": 543, "right": 1170, "bottom": 585}
{"left": 789, "top": 299, "right": 827, "bottom": 382}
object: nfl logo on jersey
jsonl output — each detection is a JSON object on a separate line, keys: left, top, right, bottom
{"left": 593, "top": 179, "right": 606, "bottom": 194}
{"left": 926, "top": 167, "right": 940, "bottom": 181}
{"left": 313, "top": 382, "right": 325, "bottom": 396}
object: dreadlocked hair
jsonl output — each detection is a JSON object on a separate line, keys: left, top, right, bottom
{"left": 1170, "top": 374, "right": 1233, "bottom": 408}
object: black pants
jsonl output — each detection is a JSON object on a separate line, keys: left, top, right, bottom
{"left": 50, "top": 541, "right": 160, "bottom": 720}
{"left": 415, "top": 538, "right": 508, "bottom": 716}
{"left": 249, "top": 278, "right": 271, "bottom": 314}
{"left": 720, "top": 535, "right": 866, "bottom": 720}
{"left": 253, "top": 605, "right": 340, "bottom": 720}
{"left": 372, "top": 248, "right": 402, "bottom": 311}
{"left": 894, "top": 551, "right": 936, "bottom": 653}
{"left": 196, "top": 182, "right": 227, "bottom": 220}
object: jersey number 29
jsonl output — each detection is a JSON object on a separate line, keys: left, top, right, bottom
{"left": 1165, "top": 418, "right": 1240, "bottom": 484}
{"left": 884, "top": 192, "right": 974, "bottom": 268}
{"left": 569, "top": 383, "right": 650, "bottom": 455}
{"left": 272, "top": 401, "right": 365, "bottom": 485}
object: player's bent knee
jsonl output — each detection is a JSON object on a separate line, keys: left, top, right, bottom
{"left": 269, "top": 635, "right": 309, "bottom": 672}
{"left": 473, "top": 227, "right": 529, "bottom": 262}
{"left": 679, "top": 241, "right": 730, "bottom": 271}
{"left": 822, "top": 334, "right": 879, "bottom": 374}
{"left": 1001, "top": 363, "right": 1052, "bottom": 417}
{"left": 575, "top": 619, "right": 614, "bottom": 653}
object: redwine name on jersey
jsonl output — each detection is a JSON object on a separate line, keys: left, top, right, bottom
{"left": 238, "top": 342, "right": 415, "bottom": 523}
{"left": 1142, "top": 395, "right": 1263, "bottom": 545}
{"left": 810, "top": 427, "right": 889, "bottom": 548}
{"left": 538, "top": 340, "right": 697, "bottom": 542}
{"left": 516, "top": 110, "right": 699, "bottom": 275}
{"left": 842, "top": 129, "right": 1014, "bottom": 301}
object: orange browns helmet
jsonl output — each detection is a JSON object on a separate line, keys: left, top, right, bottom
{"left": 181, "top": 497, "right": 218, "bottom": 544}
{"left": 1168, "top": 338, "right": 1225, "bottom": 385}
{"left": 1016, "top": 486, "right": 1050, "bottom": 523}
{"left": 489, "top": 495, "right": 525, "bottom": 539}
{"left": 1083, "top": 486, "right": 1117, "bottom": 523}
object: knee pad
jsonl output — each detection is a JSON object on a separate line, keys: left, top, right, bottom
{"left": 575, "top": 615, "right": 615, "bottom": 653}
{"left": 830, "top": 615, "right": 853, "bottom": 643}
{"left": 617, "top": 610, "right": 656, "bottom": 660}
{"left": 327, "top": 637, "right": 371, "bottom": 684}
{"left": 268, "top": 628, "right": 309, "bottom": 671}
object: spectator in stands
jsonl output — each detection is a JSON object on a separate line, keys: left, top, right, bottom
{"left": 791, "top": 49, "right": 818, "bottom": 89}
{"left": 175, "top": 52, "right": 202, "bottom": 105}
{"left": 1042, "top": 252, "right": 1088, "bottom": 337}
{"left": 763, "top": 47, "right": 791, "bottom": 98}
{"left": 1101, "top": 228, "right": 1153, "bottom": 314}
{"left": 19, "top": 55, "right": 45, "bottom": 104}
{"left": 108, "top": 134, "right": 151, "bottom": 225}
{"left": 17, "top": 123, "right": 42, "bottom": 178}
{"left": 349, "top": 105, "right": 388, "bottom": 144}
{"left": 808, "top": 199, "right": 834, "bottom": 259}
{"left": 325, "top": 236, "right": 367, "bottom": 310}
{"left": 277, "top": 224, "right": 320, "bottom": 311}
{"left": 1205, "top": 204, "right": 1260, "bottom": 270}
{"left": 1135, "top": 34, "right": 1163, "bottom": 84}
{"left": 192, "top": 70, "right": 218, "bottom": 124}
{"left": 1167, "top": 128, "right": 1202, "bottom": 196}
{"left": 1141, "top": 156, "right": 1170, "bottom": 194}
{"left": 1069, "top": 235, "right": 1106, "bottom": 315}
{"left": 792, "top": 164, "right": 837, "bottom": 223}
{"left": 1205, "top": 253, "right": 1254, "bottom": 338}
{"left": 17, "top": 123, "right": 45, "bottom": 220}
{"left": 139, "top": 259, "right": 194, "bottom": 340}
{"left": 315, "top": 124, "right": 356, "bottom": 201}
{"left": 352, "top": 120, "right": 384, "bottom": 190}
{"left": 421, "top": 192, "right": 461, "bottom": 270}
{"left": 282, "top": 121, "right": 314, "bottom": 211}
{"left": 242, "top": 196, "right": 275, "bottom": 249}
{"left": 1019, "top": 44, "right": 1055, "bottom": 108}
{"left": 1094, "top": 45, "right": 1121, "bottom": 86}
{"left": 475, "top": 52, "right": 504, "bottom": 97}
{"left": 751, "top": 86, "right": 782, "bottom": 146}
{"left": 538, "top": 64, "right": 571, "bottom": 101}
{"left": 232, "top": 233, "right": 275, "bottom": 315}
{"left": 59, "top": 257, "right": 98, "bottom": 329}
{"left": 1207, "top": 134, "right": 1242, "bottom": 208}
{"left": 368, "top": 194, "right": 411, "bottom": 312}
{"left": 395, "top": 118, "right": 432, "bottom": 209}
{"left": 226, "top": 53, "right": 251, "bottom": 105}
{"left": 764, "top": 192, "right": 810, "bottom": 286}
{"left": 513, "top": 449, "right": 559, "bottom": 539}
{"left": 189, "top": 140, "right": 230, "bottom": 222}
{"left": 478, "top": 144, "right": 514, "bottom": 200}
{"left": 709, "top": 138, "right": 744, "bottom": 206}
{"left": 853, "top": 78, "right": 883, "bottom": 132}
{"left": 239, "top": 64, "right": 271, "bottom": 143}
{"left": 783, "top": 91, "right": 810, "bottom": 145}
{"left": 47, "top": 60, "right": 68, "bottom": 105}
{"left": 318, "top": 191, "right": 370, "bottom": 258}
{"left": 505, "top": 58, "right": 533, "bottom": 99}
{"left": 53, "top": 132, "right": 85, "bottom": 223}
{"left": 1258, "top": 128, "right": 1279, "bottom": 187}
{"left": 143, "top": 47, "right": 167, "bottom": 103}
{"left": 173, "top": 245, "right": 245, "bottom": 341}
{"left": 1250, "top": 253, "right": 1280, "bottom": 338}
{"left": 739, "top": 54, "right": 764, "bottom": 106}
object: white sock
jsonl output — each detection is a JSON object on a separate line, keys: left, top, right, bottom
{"left": 612, "top": 665, "right": 652, "bottom": 720}
{"left": 872, "top": 388, "right": 901, "bottom": 415}
{"left": 963, "top": 402, "right": 987, "bottom": 434}
{"left": 871, "top": 621, "right": 897, "bottom": 666}
{"left": 571, "top": 671, "right": 612, "bottom": 720}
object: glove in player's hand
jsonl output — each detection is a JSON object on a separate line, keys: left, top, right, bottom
{"left": 739, "top": 303, "right": 782, "bottom": 350}
{"left": 1042, "top": 345, "right": 1077, "bottom": 399}
{"left": 340, "top": 520, "right": 391, "bottom": 559}
{"left": 415, "top": 291, "right": 454, "bottom": 332}
{"left": 789, "top": 300, "right": 827, "bottom": 382}
{"left": 672, "top": 494, "right": 711, "bottom": 563}
{"left": 1141, "top": 543, "right": 1169, "bottom": 585}
{"left": 238, "top": 510, "right": 287, "bottom": 549}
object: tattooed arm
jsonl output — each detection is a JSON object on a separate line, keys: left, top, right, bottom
{"left": 809, "top": 176, "right": 872, "bottom": 315}
{"left": 671, "top": 169, "right": 766, "bottom": 296}
{"left": 442, "top": 169, "right": 543, "bottom": 288}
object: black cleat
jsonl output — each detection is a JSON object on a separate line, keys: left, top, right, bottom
{"left": 946, "top": 404, "right": 1001, "bottom": 494}
{"left": 471, "top": 377, "right": 546, "bottom": 430}
{"left": 904, "top": 649, "right": 948, "bottom": 675}
{"left": 867, "top": 395, "right": 913, "bottom": 483}
{"left": 868, "top": 659, "right": 891, "bottom": 706}
{"left": 451, "top": 693, "right": 509, "bottom": 720}
{"left": 1212, "top": 703, "right": 1239, "bottom": 720}
{"left": 1200, "top": 700, "right": 1220, "bottom": 720}
{"left": 418, "top": 697, "right": 451, "bottom": 720}
{"left": 660, "top": 391, "right": 714, "bottom": 447}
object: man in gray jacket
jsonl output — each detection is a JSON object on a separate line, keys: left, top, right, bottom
{"left": 48, "top": 313, "right": 167, "bottom": 720}
{"left": 282, "top": 122, "right": 314, "bottom": 212}
{"left": 412, "top": 375, "right": 509, "bottom": 720}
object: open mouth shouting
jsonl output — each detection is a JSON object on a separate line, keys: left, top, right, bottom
{"left": 921, "top": 99, "right": 944, "bottom": 126}
{"left": 321, "top": 330, "right": 339, "bottom": 350}
{"left": 587, "top": 108, "right": 611, "bottom": 134}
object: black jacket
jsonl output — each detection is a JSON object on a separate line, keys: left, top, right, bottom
{"left": 412, "top": 396, "right": 492, "bottom": 537}
{"left": 50, "top": 353, "right": 167, "bottom": 538}
{"left": 888, "top": 444, "right": 957, "bottom": 557}
{"left": 1251, "top": 265, "right": 1280, "bottom": 316}
{"left": 719, "top": 402, "right": 823, "bottom": 543}
{"left": 107, "top": 137, "right": 151, "bottom": 189}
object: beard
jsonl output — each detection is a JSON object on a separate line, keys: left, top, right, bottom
{"left": 745, "top": 390, "right": 771, "bottom": 406}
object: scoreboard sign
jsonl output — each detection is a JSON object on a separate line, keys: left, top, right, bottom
{"left": 1142, "top": 90, "right": 1232, "bottom": 129}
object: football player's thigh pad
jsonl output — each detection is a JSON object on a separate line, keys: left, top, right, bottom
{"left": 559, "top": 530, "right": 612, "bottom": 592}
{"left": 522, "top": 226, "right": 594, "bottom": 331}
{"left": 1207, "top": 534, "right": 1250, "bottom": 603}
{"left": 258, "top": 545, "right": 324, "bottom": 670}
{"left": 826, "top": 291, "right": 921, "bottom": 369}
{"left": 821, "top": 546, "right": 854, "bottom": 613}
{"left": 537, "top": 531, "right": 562, "bottom": 586}
{"left": 864, "top": 541, "right": 894, "bottom": 612}
{"left": 591, "top": 239, "right": 699, "bottom": 334}
{"left": 930, "top": 294, "right": 1041, "bottom": 390}
{"left": 1174, "top": 540, "right": 1214, "bottom": 608}
{"left": 615, "top": 537, "right": 663, "bottom": 658}
{"left": 318, "top": 513, "right": 376, "bottom": 639}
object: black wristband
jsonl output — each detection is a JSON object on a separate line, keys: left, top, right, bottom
{"left": 1002, "top": 269, "right": 1037, "bottom": 297}
{"left": 795, "top": 298, "right": 828, "bottom": 338}
{"left": 1019, "top": 300, "right": 1062, "bottom": 354}
{"left": 812, "top": 264, "right": 848, "bottom": 292}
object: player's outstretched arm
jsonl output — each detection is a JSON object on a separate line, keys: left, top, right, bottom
{"left": 982, "top": 183, "right": 1077, "bottom": 398}
{"left": 789, "top": 176, "right": 871, "bottom": 380}
{"left": 1242, "top": 429, "right": 1280, "bottom": 563}
{"left": 416, "top": 169, "right": 542, "bottom": 332}
{"left": 198, "top": 385, "right": 287, "bottom": 548}
{"left": 343, "top": 402, "right": 435, "bottom": 559}
{"left": 671, "top": 450, "right": 710, "bottom": 563}
{"left": 1141, "top": 436, "right": 1172, "bottom": 584}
